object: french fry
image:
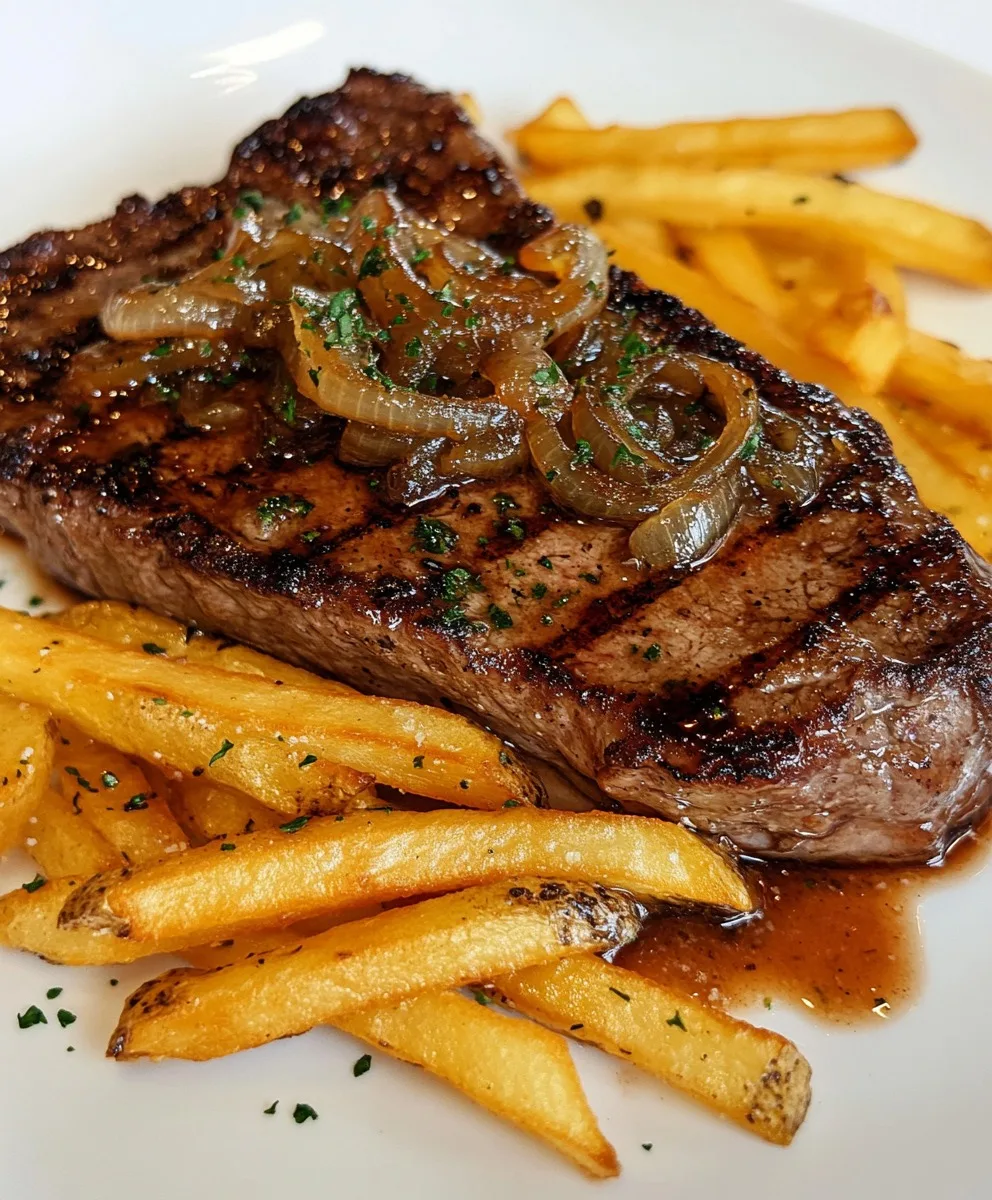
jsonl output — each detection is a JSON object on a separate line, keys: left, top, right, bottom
{"left": 611, "top": 216, "right": 678, "bottom": 257}
{"left": 26, "top": 788, "right": 122, "bottom": 879}
{"left": 495, "top": 956, "right": 812, "bottom": 1146}
{"left": 889, "top": 328, "right": 992, "bottom": 438}
{"left": 511, "top": 95, "right": 591, "bottom": 140}
{"left": 0, "top": 878, "right": 189, "bottom": 966}
{"left": 168, "top": 776, "right": 284, "bottom": 841}
{"left": 0, "top": 698, "right": 55, "bottom": 854}
{"left": 54, "top": 601, "right": 355, "bottom": 696}
{"left": 54, "top": 735, "right": 188, "bottom": 865}
{"left": 107, "top": 878, "right": 643, "bottom": 1062}
{"left": 5, "top": 611, "right": 538, "bottom": 810}
{"left": 515, "top": 107, "right": 917, "bottom": 173}
{"left": 337, "top": 991, "right": 618, "bottom": 1178}
{"left": 675, "top": 226, "right": 789, "bottom": 320}
{"left": 58, "top": 807, "right": 750, "bottom": 942}
{"left": 527, "top": 166, "right": 992, "bottom": 286}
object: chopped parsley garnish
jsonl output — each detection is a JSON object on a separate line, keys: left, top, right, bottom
{"left": 149, "top": 343, "right": 172, "bottom": 358}
{"left": 488, "top": 604, "right": 513, "bottom": 630}
{"left": 358, "top": 245, "right": 390, "bottom": 279}
{"left": 540, "top": 614, "right": 553, "bottom": 626}
{"left": 499, "top": 751, "right": 513, "bottom": 767}
{"left": 279, "top": 815, "right": 310, "bottom": 834}
{"left": 583, "top": 197, "right": 604, "bottom": 222}
{"left": 100, "top": 772, "right": 119, "bottom": 789}
{"left": 151, "top": 697, "right": 167, "bottom": 706}
{"left": 142, "top": 642, "right": 166, "bottom": 656}
{"left": 532, "top": 362, "right": 563, "bottom": 388}
{"left": 473, "top": 990, "right": 491, "bottom": 1005}
{"left": 580, "top": 573, "right": 600, "bottom": 585}
{"left": 22, "top": 874, "right": 46, "bottom": 894}
{"left": 459, "top": 780, "right": 470, "bottom": 790}
{"left": 642, "top": 1143, "right": 653, "bottom": 1151}
{"left": 57, "top": 1009, "right": 76, "bottom": 1028}
{"left": 17, "top": 1006, "right": 46, "bottom": 1028}
{"left": 611, "top": 444, "right": 645, "bottom": 469}
{"left": 292, "top": 1103, "right": 318, "bottom": 1123}
{"left": 763, "top": 996, "right": 773, "bottom": 1011}
{"left": 410, "top": 246, "right": 431, "bottom": 265}
{"left": 308, "top": 367, "right": 321, "bottom": 388}
{"left": 538, "top": 556, "right": 554, "bottom": 570}
{"left": 609, "top": 986, "right": 631, "bottom": 1002}
{"left": 492, "top": 493, "right": 518, "bottom": 515}
{"left": 363, "top": 363, "right": 395, "bottom": 390}
{"left": 322, "top": 195, "right": 353, "bottom": 219}
{"left": 441, "top": 567, "right": 483, "bottom": 601}
{"left": 220, "top": 843, "right": 236, "bottom": 852}
{"left": 301, "top": 529, "right": 320, "bottom": 543}
{"left": 666, "top": 1010, "right": 687, "bottom": 1030}
{"left": 465, "top": 314, "right": 481, "bottom": 329}
{"left": 435, "top": 280, "right": 455, "bottom": 304}
{"left": 643, "top": 643, "right": 661, "bottom": 661}
{"left": 238, "top": 190, "right": 264, "bottom": 214}
{"left": 353, "top": 1053, "right": 372, "bottom": 1078}
{"left": 256, "top": 495, "right": 315, "bottom": 526}
{"left": 123, "top": 794, "right": 148, "bottom": 811}
{"left": 361, "top": 215, "right": 377, "bottom": 233}
{"left": 28, "top": 596, "right": 43, "bottom": 608}
{"left": 412, "top": 517, "right": 458, "bottom": 555}
{"left": 503, "top": 799, "right": 522, "bottom": 808}
{"left": 281, "top": 391, "right": 297, "bottom": 426}
{"left": 572, "top": 440, "right": 594, "bottom": 467}
{"left": 263, "top": 1101, "right": 279, "bottom": 1115}
{"left": 739, "top": 424, "right": 762, "bottom": 461}
{"left": 208, "top": 740, "right": 235, "bottom": 767}
{"left": 616, "top": 331, "right": 652, "bottom": 379}
{"left": 404, "top": 336, "right": 423, "bottom": 358}
{"left": 299, "top": 754, "right": 318, "bottom": 768}
{"left": 531, "top": 583, "right": 548, "bottom": 600}
{"left": 502, "top": 517, "right": 526, "bottom": 541}
{"left": 46, "top": 987, "right": 62, "bottom": 1000}
{"left": 283, "top": 202, "right": 303, "bottom": 225}
{"left": 413, "top": 755, "right": 424, "bottom": 769}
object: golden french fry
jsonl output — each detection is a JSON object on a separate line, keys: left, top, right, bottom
{"left": 0, "top": 877, "right": 189, "bottom": 966}
{"left": 884, "top": 397, "right": 992, "bottom": 496}
{"left": 516, "top": 107, "right": 917, "bottom": 173}
{"left": 591, "top": 223, "right": 992, "bottom": 555}
{"left": 338, "top": 990, "right": 618, "bottom": 1178}
{"left": 456, "top": 92, "right": 482, "bottom": 126}
{"left": 0, "top": 699, "right": 55, "bottom": 854}
{"left": 8, "top": 611, "right": 538, "bottom": 810}
{"left": 54, "top": 735, "right": 188, "bottom": 865}
{"left": 26, "top": 787, "right": 122, "bottom": 879}
{"left": 107, "top": 879, "right": 642, "bottom": 1062}
{"left": 54, "top": 601, "right": 355, "bottom": 696}
{"left": 58, "top": 807, "right": 750, "bottom": 943}
{"left": 496, "top": 956, "right": 812, "bottom": 1146}
{"left": 675, "top": 226, "right": 788, "bottom": 320}
{"left": 168, "top": 776, "right": 284, "bottom": 841}
{"left": 511, "top": 95, "right": 591, "bottom": 140}
{"left": 609, "top": 216, "right": 678, "bottom": 257}
{"left": 528, "top": 166, "right": 992, "bottom": 286}
{"left": 889, "top": 328, "right": 992, "bottom": 438}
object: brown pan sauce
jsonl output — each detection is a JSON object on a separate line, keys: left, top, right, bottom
{"left": 619, "top": 820, "right": 991, "bottom": 1026}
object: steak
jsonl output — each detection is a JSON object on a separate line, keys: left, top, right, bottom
{"left": 2, "top": 68, "right": 991, "bottom": 864}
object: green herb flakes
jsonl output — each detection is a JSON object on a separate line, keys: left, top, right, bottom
{"left": 279, "top": 815, "right": 310, "bottom": 834}
{"left": 353, "top": 1053, "right": 372, "bottom": 1078}
{"left": 412, "top": 517, "right": 458, "bottom": 555}
{"left": 17, "top": 1006, "right": 46, "bottom": 1029}
{"left": 57, "top": 1009, "right": 76, "bottom": 1028}
{"left": 488, "top": 604, "right": 513, "bottom": 630}
{"left": 666, "top": 1010, "right": 687, "bottom": 1031}
{"left": 292, "top": 1103, "right": 318, "bottom": 1123}
{"left": 22, "top": 874, "right": 46, "bottom": 894}
{"left": 209, "top": 740, "right": 235, "bottom": 767}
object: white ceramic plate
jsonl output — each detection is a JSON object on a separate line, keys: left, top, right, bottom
{"left": 1, "top": 2, "right": 991, "bottom": 1197}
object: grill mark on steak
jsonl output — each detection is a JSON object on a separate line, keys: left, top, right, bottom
{"left": 2, "top": 68, "right": 991, "bottom": 863}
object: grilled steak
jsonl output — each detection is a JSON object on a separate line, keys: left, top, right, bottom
{"left": 2, "top": 68, "right": 991, "bottom": 864}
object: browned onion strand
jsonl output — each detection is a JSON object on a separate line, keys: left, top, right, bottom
{"left": 95, "top": 185, "right": 823, "bottom": 574}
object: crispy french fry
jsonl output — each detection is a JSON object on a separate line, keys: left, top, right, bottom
{"left": 6, "top": 611, "right": 538, "bottom": 810}
{"left": 511, "top": 95, "right": 591, "bottom": 140}
{"left": 107, "top": 878, "right": 643, "bottom": 1062}
{"left": 516, "top": 107, "right": 917, "bottom": 173}
{"left": 54, "top": 602, "right": 355, "bottom": 696}
{"left": 496, "top": 956, "right": 812, "bottom": 1146}
{"left": 889, "top": 329, "right": 992, "bottom": 438}
{"left": 884, "top": 397, "right": 992, "bottom": 496}
{"left": 26, "top": 787, "right": 122, "bottom": 879}
{"left": 610, "top": 216, "right": 678, "bottom": 257}
{"left": 591, "top": 223, "right": 992, "bottom": 554}
{"left": 527, "top": 166, "right": 992, "bottom": 286}
{"left": 54, "top": 735, "right": 188, "bottom": 865}
{"left": 675, "top": 226, "right": 788, "bottom": 320}
{"left": 58, "top": 807, "right": 750, "bottom": 942}
{"left": 0, "top": 699, "right": 55, "bottom": 854}
{"left": 0, "top": 877, "right": 189, "bottom": 966}
{"left": 168, "top": 776, "right": 284, "bottom": 841}
{"left": 338, "top": 991, "right": 618, "bottom": 1178}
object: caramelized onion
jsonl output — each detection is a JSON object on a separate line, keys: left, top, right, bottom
{"left": 101, "top": 287, "right": 242, "bottom": 340}
{"left": 629, "top": 471, "right": 744, "bottom": 571}
{"left": 338, "top": 421, "right": 420, "bottom": 467}
{"left": 291, "top": 304, "right": 515, "bottom": 439}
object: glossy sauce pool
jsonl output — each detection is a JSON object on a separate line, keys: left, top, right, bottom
{"left": 618, "top": 821, "right": 991, "bottom": 1026}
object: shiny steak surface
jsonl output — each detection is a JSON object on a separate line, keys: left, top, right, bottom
{"left": 2, "top": 69, "right": 991, "bottom": 863}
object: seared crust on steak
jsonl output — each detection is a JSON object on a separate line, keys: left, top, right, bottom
{"left": 2, "top": 68, "right": 991, "bottom": 863}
